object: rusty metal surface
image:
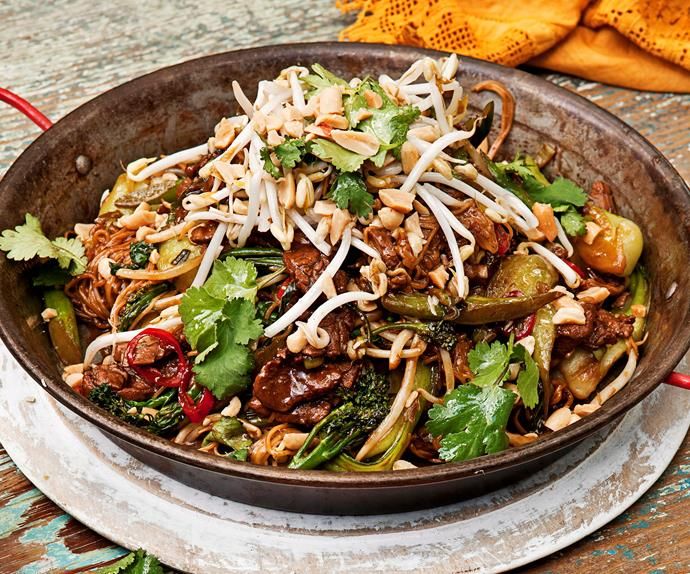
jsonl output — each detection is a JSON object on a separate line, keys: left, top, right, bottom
{"left": 0, "top": 42, "right": 689, "bottom": 514}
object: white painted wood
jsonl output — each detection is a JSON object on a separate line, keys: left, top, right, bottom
{"left": 1, "top": 342, "right": 688, "bottom": 573}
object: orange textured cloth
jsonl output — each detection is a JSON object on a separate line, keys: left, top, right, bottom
{"left": 337, "top": 0, "right": 690, "bottom": 92}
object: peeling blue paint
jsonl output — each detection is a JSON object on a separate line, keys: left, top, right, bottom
{"left": 657, "top": 477, "right": 690, "bottom": 497}
{"left": 591, "top": 545, "right": 635, "bottom": 560}
{"left": 629, "top": 519, "right": 650, "bottom": 529}
{"left": 0, "top": 488, "right": 42, "bottom": 539}
{"left": 17, "top": 515, "right": 127, "bottom": 574}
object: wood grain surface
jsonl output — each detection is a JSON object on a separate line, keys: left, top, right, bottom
{"left": 1, "top": 1, "right": 689, "bottom": 572}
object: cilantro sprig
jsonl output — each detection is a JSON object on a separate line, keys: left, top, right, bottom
{"left": 0, "top": 214, "right": 87, "bottom": 275}
{"left": 426, "top": 335, "right": 540, "bottom": 462}
{"left": 180, "top": 257, "right": 263, "bottom": 400}
{"left": 261, "top": 138, "right": 312, "bottom": 178}
{"left": 487, "top": 157, "right": 588, "bottom": 237}
{"left": 95, "top": 548, "right": 163, "bottom": 574}
{"left": 344, "top": 78, "right": 420, "bottom": 164}
{"left": 427, "top": 384, "right": 515, "bottom": 462}
{"left": 327, "top": 172, "right": 373, "bottom": 218}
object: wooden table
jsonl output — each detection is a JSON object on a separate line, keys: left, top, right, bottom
{"left": 1, "top": 1, "right": 689, "bottom": 572}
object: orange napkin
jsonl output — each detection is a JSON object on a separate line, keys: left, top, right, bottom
{"left": 337, "top": 0, "right": 690, "bottom": 92}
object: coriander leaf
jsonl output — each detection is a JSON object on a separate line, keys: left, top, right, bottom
{"left": 327, "top": 172, "right": 373, "bottom": 217}
{"left": 303, "top": 63, "right": 348, "bottom": 93}
{"left": 203, "top": 257, "right": 258, "bottom": 302}
{"left": 427, "top": 384, "right": 515, "bottom": 462}
{"left": 274, "top": 138, "right": 309, "bottom": 169}
{"left": 486, "top": 159, "right": 535, "bottom": 207}
{"left": 530, "top": 177, "right": 587, "bottom": 207}
{"left": 129, "top": 241, "right": 154, "bottom": 268}
{"left": 309, "top": 138, "right": 367, "bottom": 172}
{"left": 180, "top": 258, "right": 262, "bottom": 398}
{"left": 360, "top": 103, "right": 419, "bottom": 148}
{"left": 52, "top": 236, "right": 87, "bottom": 274}
{"left": 95, "top": 549, "right": 163, "bottom": 574}
{"left": 192, "top": 299, "right": 263, "bottom": 400}
{"left": 260, "top": 146, "right": 281, "bottom": 179}
{"left": 0, "top": 214, "right": 87, "bottom": 274}
{"left": 511, "top": 344, "right": 540, "bottom": 409}
{"left": 489, "top": 157, "right": 587, "bottom": 210}
{"left": 179, "top": 286, "right": 225, "bottom": 351}
{"left": 467, "top": 339, "right": 512, "bottom": 387}
{"left": 387, "top": 104, "right": 421, "bottom": 147}
{"left": 560, "top": 206, "right": 587, "bottom": 236}
{"left": 502, "top": 156, "right": 550, "bottom": 187}
{"left": 345, "top": 79, "right": 419, "bottom": 155}
{"left": 95, "top": 552, "right": 136, "bottom": 574}
{"left": 0, "top": 214, "right": 59, "bottom": 261}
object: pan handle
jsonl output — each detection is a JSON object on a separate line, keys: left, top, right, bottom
{"left": 0, "top": 87, "right": 53, "bottom": 131}
{"left": 666, "top": 372, "right": 690, "bottom": 391}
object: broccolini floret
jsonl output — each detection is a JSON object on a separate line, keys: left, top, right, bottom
{"left": 372, "top": 320, "right": 457, "bottom": 351}
{"left": 88, "top": 384, "right": 188, "bottom": 435}
{"left": 288, "top": 368, "right": 389, "bottom": 470}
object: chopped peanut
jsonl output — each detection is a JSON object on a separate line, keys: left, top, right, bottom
{"left": 532, "top": 202, "right": 558, "bottom": 242}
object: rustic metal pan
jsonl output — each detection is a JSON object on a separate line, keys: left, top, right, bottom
{"left": 0, "top": 42, "right": 688, "bottom": 515}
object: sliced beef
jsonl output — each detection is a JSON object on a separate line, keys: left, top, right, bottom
{"left": 418, "top": 230, "right": 443, "bottom": 273}
{"left": 249, "top": 397, "right": 333, "bottom": 426}
{"left": 302, "top": 307, "right": 356, "bottom": 357}
{"left": 388, "top": 269, "right": 413, "bottom": 291}
{"left": 117, "top": 378, "right": 156, "bottom": 401}
{"left": 556, "top": 303, "right": 597, "bottom": 342}
{"left": 283, "top": 244, "right": 347, "bottom": 294}
{"left": 81, "top": 363, "right": 156, "bottom": 402}
{"left": 409, "top": 427, "right": 442, "bottom": 463}
{"left": 364, "top": 227, "right": 400, "bottom": 268}
{"left": 252, "top": 348, "right": 361, "bottom": 413}
{"left": 456, "top": 203, "right": 498, "bottom": 253}
{"left": 589, "top": 309, "right": 635, "bottom": 347}
{"left": 580, "top": 273, "right": 627, "bottom": 297}
{"left": 127, "top": 334, "right": 169, "bottom": 365}
{"left": 82, "top": 364, "right": 129, "bottom": 394}
{"left": 556, "top": 303, "right": 634, "bottom": 351}
{"left": 189, "top": 221, "right": 218, "bottom": 244}
{"left": 589, "top": 181, "right": 615, "bottom": 212}
{"left": 184, "top": 153, "right": 213, "bottom": 178}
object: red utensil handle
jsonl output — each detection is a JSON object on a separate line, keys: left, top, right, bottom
{"left": 666, "top": 372, "right": 690, "bottom": 391}
{"left": 0, "top": 87, "right": 53, "bottom": 131}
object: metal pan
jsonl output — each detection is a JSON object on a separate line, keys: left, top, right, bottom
{"left": 1, "top": 42, "right": 689, "bottom": 515}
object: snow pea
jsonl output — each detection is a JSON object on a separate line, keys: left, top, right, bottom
{"left": 44, "top": 289, "right": 81, "bottom": 365}
{"left": 381, "top": 291, "right": 560, "bottom": 325}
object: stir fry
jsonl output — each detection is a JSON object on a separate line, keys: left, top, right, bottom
{"left": 0, "top": 55, "right": 648, "bottom": 470}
